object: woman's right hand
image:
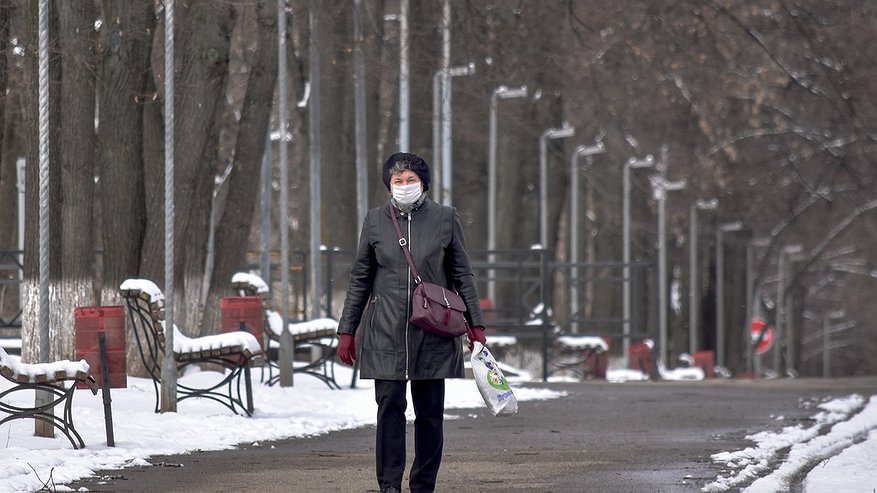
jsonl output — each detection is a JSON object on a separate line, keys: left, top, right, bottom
{"left": 338, "top": 333, "right": 356, "bottom": 365}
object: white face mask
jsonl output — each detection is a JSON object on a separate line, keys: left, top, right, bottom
{"left": 391, "top": 182, "right": 423, "bottom": 205}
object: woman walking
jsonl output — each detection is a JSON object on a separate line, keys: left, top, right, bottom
{"left": 337, "top": 152, "right": 486, "bottom": 493}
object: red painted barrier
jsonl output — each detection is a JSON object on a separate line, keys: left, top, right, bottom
{"left": 75, "top": 306, "right": 127, "bottom": 389}
{"left": 693, "top": 350, "right": 715, "bottom": 379}
{"left": 220, "top": 296, "right": 265, "bottom": 349}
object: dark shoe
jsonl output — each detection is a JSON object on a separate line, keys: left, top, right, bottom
{"left": 381, "top": 488, "right": 401, "bottom": 493}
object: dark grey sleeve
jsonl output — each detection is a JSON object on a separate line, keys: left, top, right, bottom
{"left": 337, "top": 213, "right": 375, "bottom": 335}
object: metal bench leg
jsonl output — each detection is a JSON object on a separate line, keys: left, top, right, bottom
{"left": 244, "top": 365, "right": 254, "bottom": 415}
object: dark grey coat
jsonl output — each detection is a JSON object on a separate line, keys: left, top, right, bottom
{"left": 337, "top": 199, "right": 485, "bottom": 380}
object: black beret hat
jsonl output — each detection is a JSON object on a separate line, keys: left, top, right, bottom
{"left": 382, "top": 152, "right": 431, "bottom": 192}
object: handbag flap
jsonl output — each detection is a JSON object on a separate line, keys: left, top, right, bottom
{"left": 417, "top": 283, "right": 466, "bottom": 312}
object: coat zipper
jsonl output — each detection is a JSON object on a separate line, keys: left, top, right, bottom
{"left": 405, "top": 211, "right": 412, "bottom": 380}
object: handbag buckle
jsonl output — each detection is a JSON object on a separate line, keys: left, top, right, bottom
{"left": 414, "top": 276, "right": 422, "bottom": 284}
{"left": 398, "top": 238, "right": 407, "bottom": 247}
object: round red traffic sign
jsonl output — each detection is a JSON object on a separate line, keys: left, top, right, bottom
{"left": 750, "top": 318, "right": 774, "bottom": 355}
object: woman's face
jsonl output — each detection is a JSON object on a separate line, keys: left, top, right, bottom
{"left": 390, "top": 170, "right": 421, "bottom": 190}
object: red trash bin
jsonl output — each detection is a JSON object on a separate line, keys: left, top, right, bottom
{"left": 75, "top": 306, "right": 127, "bottom": 389}
{"left": 628, "top": 342, "right": 654, "bottom": 376}
{"left": 220, "top": 296, "right": 265, "bottom": 349}
{"left": 693, "top": 350, "right": 715, "bottom": 379}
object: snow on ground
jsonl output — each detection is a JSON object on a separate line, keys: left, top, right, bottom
{"left": 0, "top": 358, "right": 562, "bottom": 493}
{"left": 702, "top": 393, "right": 877, "bottom": 492}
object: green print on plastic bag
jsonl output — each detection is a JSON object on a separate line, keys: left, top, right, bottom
{"left": 477, "top": 348, "right": 510, "bottom": 391}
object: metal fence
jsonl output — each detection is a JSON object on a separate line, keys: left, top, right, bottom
{"left": 3, "top": 248, "right": 657, "bottom": 380}
{"left": 268, "top": 248, "right": 658, "bottom": 380}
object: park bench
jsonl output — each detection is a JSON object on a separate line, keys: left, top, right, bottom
{"left": 231, "top": 272, "right": 339, "bottom": 389}
{"left": 119, "top": 279, "right": 264, "bottom": 416}
{"left": 549, "top": 335, "right": 609, "bottom": 379}
{"left": 0, "top": 346, "right": 98, "bottom": 449}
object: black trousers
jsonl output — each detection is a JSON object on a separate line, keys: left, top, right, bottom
{"left": 374, "top": 379, "right": 445, "bottom": 493}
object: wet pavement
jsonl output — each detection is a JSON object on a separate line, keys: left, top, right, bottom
{"left": 67, "top": 377, "right": 877, "bottom": 492}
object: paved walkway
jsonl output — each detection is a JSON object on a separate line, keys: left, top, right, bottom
{"left": 68, "top": 377, "right": 877, "bottom": 492}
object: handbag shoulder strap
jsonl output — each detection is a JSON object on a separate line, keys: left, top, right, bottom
{"left": 388, "top": 204, "right": 422, "bottom": 284}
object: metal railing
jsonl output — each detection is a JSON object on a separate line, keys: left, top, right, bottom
{"left": 5, "top": 248, "right": 657, "bottom": 380}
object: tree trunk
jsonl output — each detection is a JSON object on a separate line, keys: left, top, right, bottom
{"left": 318, "top": 1, "right": 355, "bottom": 252}
{"left": 55, "top": 0, "right": 97, "bottom": 359}
{"left": 98, "top": 0, "right": 154, "bottom": 308}
{"left": 202, "top": 0, "right": 277, "bottom": 332}
{"left": 0, "top": 0, "right": 11, "bottom": 246}
{"left": 139, "top": 1, "right": 234, "bottom": 335}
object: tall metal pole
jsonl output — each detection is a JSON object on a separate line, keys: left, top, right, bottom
{"left": 260, "top": 131, "right": 272, "bottom": 283}
{"left": 37, "top": 0, "right": 50, "bottom": 365}
{"left": 622, "top": 155, "right": 653, "bottom": 366}
{"left": 822, "top": 314, "right": 830, "bottom": 378}
{"left": 278, "top": 0, "right": 294, "bottom": 386}
{"left": 745, "top": 237, "right": 769, "bottom": 375}
{"left": 688, "top": 199, "right": 717, "bottom": 354}
{"left": 773, "top": 244, "right": 802, "bottom": 376}
{"left": 821, "top": 311, "right": 846, "bottom": 378}
{"left": 440, "top": 0, "right": 452, "bottom": 206}
{"left": 35, "top": 0, "right": 54, "bottom": 436}
{"left": 715, "top": 221, "right": 742, "bottom": 369}
{"left": 308, "top": 0, "right": 322, "bottom": 320}
{"left": 353, "top": 0, "right": 367, "bottom": 234}
{"left": 487, "top": 85, "right": 527, "bottom": 303}
{"left": 398, "top": 0, "right": 409, "bottom": 152}
{"left": 654, "top": 177, "right": 686, "bottom": 367}
{"left": 538, "top": 126, "right": 575, "bottom": 248}
{"left": 432, "top": 64, "right": 474, "bottom": 205}
{"left": 744, "top": 241, "right": 754, "bottom": 373}
{"left": 569, "top": 142, "right": 605, "bottom": 333}
{"left": 773, "top": 249, "right": 785, "bottom": 375}
{"left": 431, "top": 71, "right": 442, "bottom": 202}
{"left": 161, "top": 0, "right": 178, "bottom": 412}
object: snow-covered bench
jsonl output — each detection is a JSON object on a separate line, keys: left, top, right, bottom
{"left": 120, "top": 279, "right": 265, "bottom": 416}
{"left": 231, "top": 272, "right": 339, "bottom": 389}
{"left": 0, "top": 346, "right": 97, "bottom": 448}
{"left": 548, "top": 335, "right": 610, "bottom": 380}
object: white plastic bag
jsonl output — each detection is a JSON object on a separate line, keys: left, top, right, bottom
{"left": 470, "top": 342, "right": 518, "bottom": 416}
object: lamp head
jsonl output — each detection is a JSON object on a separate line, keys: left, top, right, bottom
{"left": 626, "top": 155, "right": 655, "bottom": 168}
{"left": 695, "top": 198, "right": 718, "bottom": 210}
{"left": 498, "top": 85, "right": 528, "bottom": 99}
{"left": 545, "top": 126, "right": 575, "bottom": 139}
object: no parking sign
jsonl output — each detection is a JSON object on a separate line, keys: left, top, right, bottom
{"left": 750, "top": 318, "right": 775, "bottom": 355}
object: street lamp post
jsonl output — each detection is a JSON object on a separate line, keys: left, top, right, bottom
{"left": 431, "top": 64, "right": 475, "bottom": 204}
{"left": 716, "top": 221, "right": 743, "bottom": 368}
{"left": 569, "top": 141, "right": 605, "bottom": 333}
{"left": 622, "top": 155, "right": 654, "bottom": 366}
{"left": 539, "top": 126, "right": 575, "bottom": 248}
{"left": 773, "top": 243, "right": 803, "bottom": 375}
{"left": 399, "top": 0, "right": 409, "bottom": 151}
{"left": 487, "top": 85, "right": 527, "bottom": 303}
{"left": 822, "top": 310, "right": 846, "bottom": 378}
{"left": 653, "top": 176, "right": 686, "bottom": 367}
{"left": 745, "top": 237, "right": 770, "bottom": 375}
{"left": 688, "top": 199, "right": 717, "bottom": 355}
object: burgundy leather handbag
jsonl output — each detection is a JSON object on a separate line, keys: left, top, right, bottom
{"left": 389, "top": 204, "right": 468, "bottom": 338}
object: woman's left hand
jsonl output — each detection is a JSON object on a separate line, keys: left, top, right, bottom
{"left": 467, "top": 325, "right": 487, "bottom": 351}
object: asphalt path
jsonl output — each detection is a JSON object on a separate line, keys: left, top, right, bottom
{"left": 67, "top": 377, "right": 877, "bottom": 493}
